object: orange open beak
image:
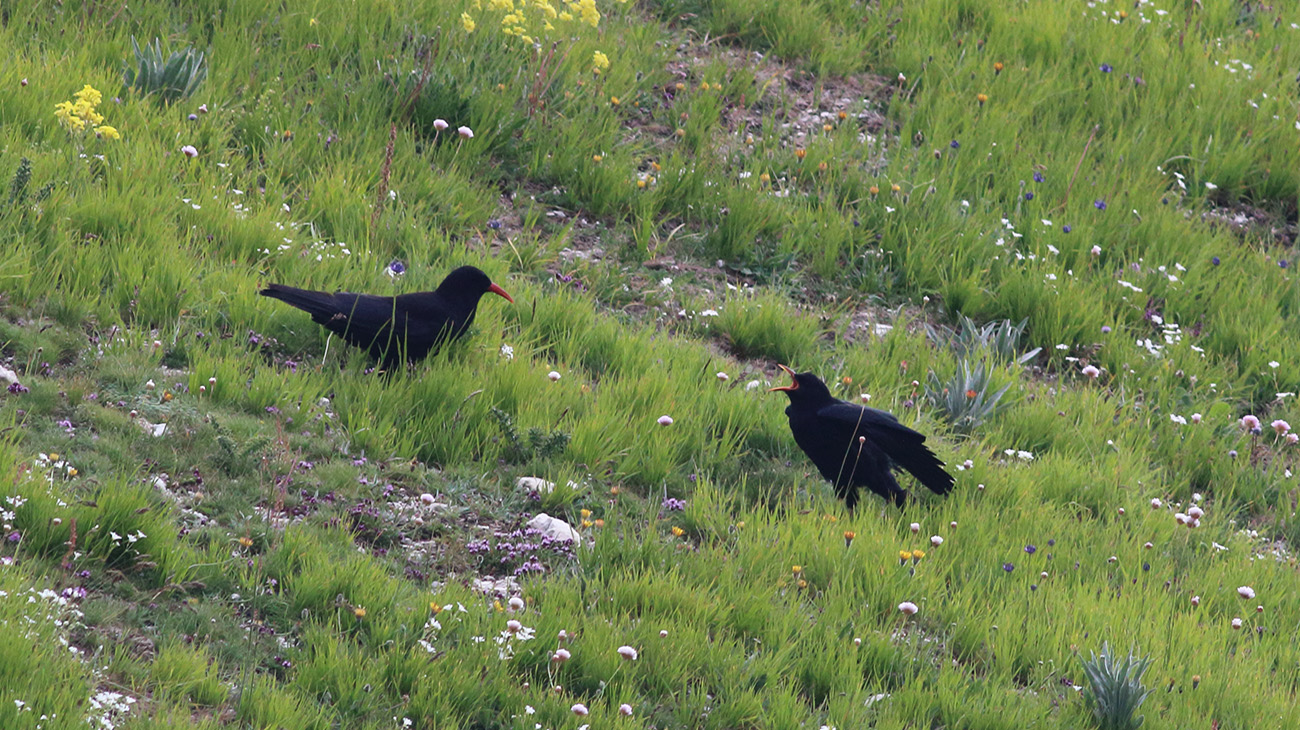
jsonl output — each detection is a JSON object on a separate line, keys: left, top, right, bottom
{"left": 768, "top": 364, "right": 799, "bottom": 392}
{"left": 488, "top": 282, "right": 514, "bottom": 303}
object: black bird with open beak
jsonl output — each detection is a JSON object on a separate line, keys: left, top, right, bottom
{"left": 771, "top": 364, "right": 955, "bottom": 510}
{"left": 260, "top": 265, "right": 513, "bottom": 367}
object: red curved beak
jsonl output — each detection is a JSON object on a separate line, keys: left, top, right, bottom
{"left": 769, "top": 364, "right": 799, "bottom": 392}
{"left": 488, "top": 282, "right": 514, "bottom": 303}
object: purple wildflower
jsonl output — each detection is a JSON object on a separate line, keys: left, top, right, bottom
{"left": 1062, "top": 225, "right": 1071, "bottom": 233}
{"left": 1094, "top": 199, "right": 1107, "bottom": 210}
{"left": 1002, "top": 562, "right": 1014, "bottom": 572}
{"left": 488, "top": 219, "right": 503, "bottom": 230}
{"left": 7, "top": 382, "right": 29, "bottom": 394}
{"left": 950, "top": 140, "right": 960, "bottom": 149}
{"left": 1024, "top": 192, "right": 1034, "bottom": 201}
{"left": 1024, "top": 544, "right": 1037, "bottom": 554}
{"left": 1211, "top": 256, "right": 1220, "bottom": 266}
{"left": 661, "top": 497, "right": 687, "bottom": 512}
{"left": 1100, "top": 63, "right": 1113, "bottom": 73}
{"left": 1033, "top": 171, "right": 1044, "bottom": 183}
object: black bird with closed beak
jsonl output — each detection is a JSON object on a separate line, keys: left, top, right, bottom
{"left": 260, "top": 265, "right": 513, "bottom": 367}
{"left": 771, "top": 364, "right": 955, "bottom": 510}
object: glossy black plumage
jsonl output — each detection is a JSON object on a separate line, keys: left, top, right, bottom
{"left": 260, "top": 265, "right": 513, "bottom": 367}
{"left": 771, "top": 365, "right": 955, "bottom": 510}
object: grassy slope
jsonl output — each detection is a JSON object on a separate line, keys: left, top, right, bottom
{"left": 2, "top": 0, "right": 1300, "bottom": 728}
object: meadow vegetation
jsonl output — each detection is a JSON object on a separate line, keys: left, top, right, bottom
{"left": 2, "top": 0, "right": 1300, "bottom": 728}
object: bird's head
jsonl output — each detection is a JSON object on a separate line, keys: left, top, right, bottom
{"left": 768, "top": 364, "right": 833, "bottom": 402}
{"left": 440, "top": 265, "right": 514, "bottom": 304}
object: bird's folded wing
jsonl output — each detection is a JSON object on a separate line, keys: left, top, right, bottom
{"left": 817, "top": 402, "right": 955, "bottom": 495}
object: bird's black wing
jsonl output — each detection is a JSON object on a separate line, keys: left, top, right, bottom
{"left": 816, "top": 402, "right": 955, "bottom": 496}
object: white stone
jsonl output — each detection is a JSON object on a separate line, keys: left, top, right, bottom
{"left": 527, "top": 512, "right": 581, "bottom": 546}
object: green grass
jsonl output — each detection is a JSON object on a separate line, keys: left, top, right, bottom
{"left": 4, "top": 0, "right": 1300, "bottom": 728}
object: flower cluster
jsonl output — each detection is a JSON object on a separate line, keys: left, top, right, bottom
{"left": 465, "top": 0, "right": 620, "bottom": 46}
{"left": 54, "top": 84, "right": 120, "bottom": 139}
{"left": 466, "top": 525, "right": 577, "bottom": 576}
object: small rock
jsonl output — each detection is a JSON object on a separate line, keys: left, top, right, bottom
{"left": 517, "top": 476, "right": 556, "bottom": 493}
{"left": 516, "top": 476, "right": 581, "bottom": 494}
{"left": 0, "top": 365, "right": 19, "bottom": 385}
{"left": 527, "top": 512, "right": 581, "bottom": 546}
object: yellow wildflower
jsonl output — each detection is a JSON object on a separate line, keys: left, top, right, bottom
{"left": 580, "top": 508, "right": 592, "bottom": 518}
{"left": 899, "top": 550, "right": 912, "bottom": 563}
{"left": 797, "top": 579, "right": 807, "bottom": 589}
{"left": 593, "top": 519, "right": 605, "bottom": 528}
{"left": 309, "top": 17, "right": 318, "bottom": 26}
{"left": 430, "top": 602, "right": 443, "bottom": 614}
{"left": 559, "top": 11, "right": 573, "bottom": 20}
{"left": 911, "top": 549, "right": 926, "bottom": 562}
{"left": 238, "top": 536, "right": 254, "bottom": 547}
{"left": 461, "top": 12, "right": 477, "bottom": 32}
{"left": 577, "top": 0, "right": 600, "bottom": 26}
{"left": 582, "top": 520, "right": 593, "bottom": 528}
{"left": 354, "top": 607, "right": 366, "bottom": 618}
{"left": 74, "top": 84, "right": 102, "bottom": 108}
{"left": 488, "top": 0, "right": 513, "bottom": 9}
{"left": 792, "top": 565, "right": 802, "bottom": 574}
{"left": 67, "top": 468, "right": 79, "bottom": 477}
{"left": 592, "top": 50, "right": 610, "bottom": 73}
{"left": 671, "top": 526, "right": 684, "bottom": 537}
{"left": 54, "top": 101, "right": 75, "bottom": 121}
{"left": 94, "top": 125, "right": 121, "bottom": 140}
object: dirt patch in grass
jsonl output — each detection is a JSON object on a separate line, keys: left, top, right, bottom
{"left": 668, "top": 45, "right": 894, "bottom": 148}
{"left": 1201, "top": 201, "right": 1298, "bottom": 248}
{"left": 840, "top": 302, "right": 930, "bottom": 344}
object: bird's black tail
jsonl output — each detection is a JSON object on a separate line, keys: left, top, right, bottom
{"left": 894, "top": 444, "right": 955, "bottom": 497}
{"left": 260, "top": 284, "right": 339, "bottom": 321}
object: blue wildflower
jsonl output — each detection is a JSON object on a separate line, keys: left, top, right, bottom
{"left": 1024, "top": 192, "right": 1034, "bottom": 201}
{"left": 950, "top": 140, "right": 960, "bottom": 149}
{"left": 1002, "top": 562, "right": 1015, "bottom": 572}
{"left": 1100, "top": 63, "right": 1113, "bottom": 73}
{"left": 1094, "top": 199, "right": 1107, "bottom": 210}
{"left": 1033, "top": 171, "right": 1044, "bottom": 183}
{"left": 1211, "top": 256, "right": 1220, "bottom": 266}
